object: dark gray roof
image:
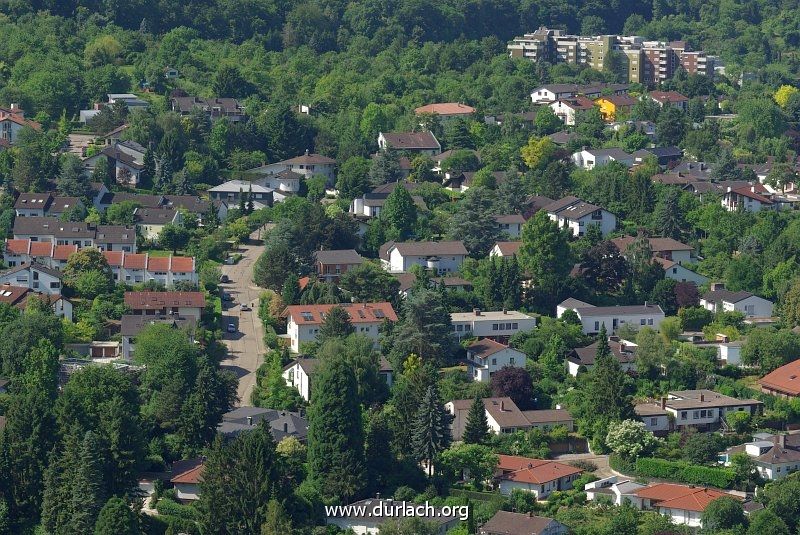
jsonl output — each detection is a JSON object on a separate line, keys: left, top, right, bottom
{"left": 480, "top": 511, "right": 562, "bottom": 535}
{"left": 120, "top": 315, "right": 196, "bottom": 337}
{"left": 569, "top": 339, "right": 637, "bottom": 366}
{"left": 575, "top": 303, "right": 664, "bottom": 317}
{"left": 380, "top": 131, "right": 440, "bottom": 150}
{"left": 0, "top": 262, "right": 63, "bottom": 279}
{"left": 94, "top": 225, "right": 136, "bottom": 244}
{"left": 702, "top": 289, "right": 755, "bottom": 304}
{"left": 313, "top": 249, "right": 365, "bottom": 266}
{"left": 171, "top": 96, "right": 243, "bottom": 114}
{"left": 380, "top": 240, "right": 468, "bottom": 260}
{"left": 545, "top": 196, "right": 606, "bottom": 219}
{"left": 134, "top": 207, "right": 178, "bottom": 225}
{"left": 218, "top": 407, "right": 308, "bottom": 442}
{"left": 634, "top": 146, "right": 683, "bottom": 159}
{"left": 548, "top": 131, "right": 579, "bottom": 145}
{"left": 163, "top": 195, "right": 210, "bottom": 214}
{"left": 13, "top": 216, "right": 62, "bottom": 236}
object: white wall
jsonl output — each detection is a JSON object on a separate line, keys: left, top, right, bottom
{"left": 452, "top": 316, "right": 537, "bottom": 339}
{"left": 282, "top": 362, "right": 312, "bottom": 401}
{"left": 576, "top": 311, "right": 664, "bottom": 334}
{"left": 468, "top": 347, "right": 526, "bottom": 382}
{"left": 664, "top": 264, "right": 708, "bottom": 285}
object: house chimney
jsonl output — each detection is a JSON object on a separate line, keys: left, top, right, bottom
{"left": 751, "top": 186, "right": 756, "bottom": 193}
{"left": 778, "top": 434, "right": 786, "bottom": 449}
{"left": 711, "top": 282, "right": 725, "bottom": 291}
{"left": 700, "top": 393, "right": 705, "bottom": 402}
{"left": 727, "top": 186, "right": 732, "bottom": 193}
{"left": 503, "top": 308, "right": 508, "bottom": 314}
{"left": 247, "top": 416, "right": 252, "bottom": 426}
{"left": 501, "top": 400, "right": 505, "bottom": 411}
{"left": 283, "top": 422, "right": 288, "bottom": 433}
{"left": 660, "top": 397, "right": 666, "bottom": 409}
{"left": 474, "top": 308, "right": 481, "bottom": 316}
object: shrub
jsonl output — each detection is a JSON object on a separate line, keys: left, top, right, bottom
{"left": 634, "top": 458, "right": 735, "bottom": 488}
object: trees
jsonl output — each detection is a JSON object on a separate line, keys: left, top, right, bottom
{"left": 740, "top": 328, "right": 800, "bottom": 372}
{"left": 105, "top": 200, "right": 140, "bottom": 225}
{"left": 581, "top": 325, "right": 635, "bottom": 425}
{"left": 253, "top": 239, "right": 299, "bottom": 290}
{"left": 388, "top": 289, "right": 453, "bottom": 366}
{"left": 700, "top": 496, "right": 745, "bottom": 532}
{"left": 655, "top": 188, "right": 686, "bottom": 240}
{"left": 307, "top": 352, "right": 366, "bottom": 501}
{"left": 57, "top": 154, "right": 92, "bottom": 199}
{"left": 339, "top": 261, "right": 400, "bottom": 305}
{"left": 63, "top": 248, "right": 114, "bottom": 298}
{"left": 382, "top": 184, "right": 417, "bottom": 240}
{"left": 747, "top": 509, "right": 789, "bottom": 535}
{"left": 199, "top": 427, "right": 286, "bottom": 534}
{"left": 439, "top": 444, "right": 498, "bottom": 487}
{"left": 518, "top": 210, "right": 571, "bottom": 293}
{"left": 520, "top": 136, "right": 555, "bottom": 170}
{"left": 463, "top": 396, "right": 489, "bottom": 444}
{"left": 337, "top": 156, "right": 372, "bottom": 199}
{"left": 319, "top": 306, "right": 355, "bottom": 341}
{"left": 534, "top": 106, "right": 562, "bottom": 135}
{"left": 411, "top": 383, "right": 453, "bottom": 476}
{"left": 605, "top": 420, "right": 661, "bottom": 460}
{"left": 578, "top": 240, "right": 630, "bottom": 293}
{"left": 490, "top": 367, "right": 534, "bottom": 410}
{"left": 781, "top": 277, "right": 800, "bottom": 327}
{"left": 94, "top": 497, "right": 139, "bottom": 535}
{"left": 370, "top": 149, "right": 402, "bottom": 186}
{"left": 655, "top": 105, "right": 687, "bottom": 146}
{"left": 448, "top": 187, "right": 501, "bottom": 257}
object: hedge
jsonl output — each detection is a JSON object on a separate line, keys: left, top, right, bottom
{"left": 155, "top": 498, "right": 201, "bottom": 521}
{"left": 634, "top": 458, "right": 735, "bottom": 489}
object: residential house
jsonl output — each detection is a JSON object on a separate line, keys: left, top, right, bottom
{"left": 635, "top": 389, "right": 762, "bottom": 433}
{"left": 595, "top": 94, "right": 637, "bottom": 121}
{"left": 163, "top": 67, "right": 179, "bottom": 79}
{"left": 170, "top": 97, "right": 245, "bottom": 122}
{"left": 248, "top": 150, "right": 337, "bottom": 187}
{"left": 649, "top": 90, "right": 689, "bottom": 111}
{"left": 0, "top": 105, "right": 40, "bottom": 145}
{"left": 12, "top": 218, "right": 136, "bottom": 252}
{"left": 312, "top": 249, "right": 365, "bottom": 282}
{"left": 349, "top": 188, "right": 427, "bottom": 226}
{"left": 632, "top": 146, "right": 684, "bottom": 167}
{"left": 585, "top": 476, "right": 647, "bottom": 507}
{"left": 325, "top": 498, "right": 460, "bottom": 534}
{"left": 393, "top": 273, "right": 472, "bottom": 298}
{"left": 722, "top": 433, "right": 800, "bottom": 480}
{"left": 443, "top": 170, "right": 507, "bottom": 192}
{"left": 124, "top": 291, "right": 205, "bottom": 320}
{"left": 379, "top": 240, "right": 467, "bottom": 274}
{"left": 169, "top": 459, "right": 204, "bottom": 502}
{"left": 567, "top": 337, "right": 637, "bottom": 376}
{"left": 634, "top": 483, "right": 739, "bottom": 528}
{"left": 571, "top": 148, "right": 633, "bottom": 170}
{"left": 549, "top": 97, "right": 595, "bottom": 126}
{"left": 0, "top": 263, "right": 63, "bottom": 295}
{"left": 611, "top": 236, "right": 696, "bottom": 264}
{"left": 377, "top": 131, "right": 441, "bottom": 155}
{"left": 450, "top": 309, "right": 538, "bottom": 341}
{"left": 655, "top": 257, "right": 709, "bottom": 285}
{"left": 134, "top": 207, "right": 182, "bottom": 241}
{"left": 700, "top": 283, "right": 774, "bottom": 318}
{"left": 107, "top": 93, "right": 149, "bottom": 108}
{"left": 282, "top": 358, "right": 320, "bottom": 402}
{"left": 495, "top": 455, "right": 583, "bottom": 498}
{"left": 3, "top": 240, "right": 77, "bottom": 269}
{"left": 208, "top": 180, "right": 276, "bottom": 209}
{"left": 282, "top": 302, "right": 398, "bottom": 353}
{"left": 0, "top": 284, "right": 73, "bottom": 320}
{"left": 120, "top": 314, "right": 196, "bottom": 359}
{"left": 548, "top": 131, "right": 580, "bottom": 146}
{"left": 14, "top": 193, "right": 84, "bottom": 218}
{"left": 758, "top": 360, "right": 800, "bottom": 398}
{"left": 722, "top": 185, "right": 775, "bottom": 212}
{"left": 415, "top": 102, "right": 476, "bottom": 121}
{"left": 479, "top": 511, "right": 568, "bottom": 535}
{"left": 217, "top": 406, "right": 309, "bottom": 442}
{"left": 447, "top": 397, "right": 574, "bottom": 440}
{"left": 529, "top": 83, "right": 629, "bottom": 104}
{"left": 607, "top": 120, "right": 657, "bottom": 139}
{"left": 545, "top": 196, "right": 617, "bottom": 237}
{"left": 102, "top": 251, "right": 198, "bottom": 286}
{"left": 490, "top": 241, "right": 522, "bottom": 258}
{"left": 83, "top": 140, "right": 146, "bottom": 186}
{"left": 466, "top": 339, "right": 527, "bottom": 382}
{"left": 495, "top": 214, "right": 525, "bottom": 238}
{"left": 557, "top": 297, "right": 665, "bottom": 334}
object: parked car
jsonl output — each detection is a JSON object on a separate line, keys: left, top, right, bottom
{"left": 227, "top": 323, "right": 236, "bottom": 333}
{"left": 240, "top": 304, "right": 251, "bottom": 311}
{"left": 220, "top": 274, "right": 229, "bottom": 283}
{"left": 222, "top": 292, "right": 233, "bottom": 302}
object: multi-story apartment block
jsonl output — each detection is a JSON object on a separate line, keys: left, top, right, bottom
{"left": 509, "top": 28, "right": 714, "bottom": 86}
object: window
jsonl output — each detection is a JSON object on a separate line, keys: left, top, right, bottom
{"left": 650, "top": 418, "right": 658, "bottom": 426}
{"left": 681, "top": 411, "right": 687, "bottom": 420}
{"left": 512, "top": 323, "right": 518, "bottom": 329}
{"left": 594, "top": 321, "right": 599, "bottom": 331}
{"left": 505, "top": 323, "right": 512, "bottom": 330}
{"left": 491, "top": 358, "right": 497, "bottom": 366}
{"left": 492, "top": 323, "right": 498, "bottom": 331}
{"left": 456, "top": 325, "right": 463, "bottom": 332}
{"left": 509, "top": 357, "right": 515, "bottom": 365}
{"left": 640, "top": 318, "right": 646, "bottom": 325}
{"left": 465, "top": 325, "right": 472, "bottom": 331}
{"left": 693, "top": 410, "right": 700, "bottom": 419}
{"left": 648, "top": 318, "right": 654, "bottom": 326}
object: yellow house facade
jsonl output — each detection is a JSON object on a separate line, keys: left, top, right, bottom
{"left": 594, "top": 94, "right": 637, "bottom": 122}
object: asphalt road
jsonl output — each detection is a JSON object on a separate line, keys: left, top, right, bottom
{"left": 218, "top": 234, "right": 266, "bottom": 406}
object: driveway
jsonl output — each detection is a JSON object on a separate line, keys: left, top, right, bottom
{"left": 554, "top": 452, "right": 614, "bottom": 478}
{"left": 218, "top": 234, "right": 266, "bottom": 406}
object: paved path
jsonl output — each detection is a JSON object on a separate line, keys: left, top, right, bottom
{"left": 218, "top": 234, "right": 265, "bottom": 406}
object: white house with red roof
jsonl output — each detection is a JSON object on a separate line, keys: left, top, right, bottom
{"left": 282, "top": 302, "right": 398, "bottom": 352}
{"left": 466, "top": 339, "right": 526, "bottom": 382}
{"left": 414, "top": 102, "right": 476, "bottom": 121}
{"left": 649, "top": 90, "right": 689, "bottom": 111}
{"left": 377, "top": 131, "right": 441, "bottom": 155}
{"left": 490, "top": 241, "right": 522, "bottom": 258}
{"left": 0, "top": 106, "right": 40, "bottom": 145}
{"left": 0, "top": 284, "right": 73, "bottom": 320}
{"left": 4, "top": 239, "right": 77, "bottom": 269}
{"left": 634, "top": 483, "right": 739, "bottom": 527}
{"left": 722, "top": 184, "right": 775, "bottom": 212}
{"left": 124, "top": 291, "right": 205, "bottom": 320}
{"left": 102, "top": 251, "right": 197, "bottom": 286}
{"left": 170, "top": 459, "right": 205, "bottom": 502}
{"left": 494, "top": 455, "right": 583, "bottom": 498}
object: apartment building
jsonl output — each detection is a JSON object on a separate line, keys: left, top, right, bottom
{"left": 509, "top": 28, "right": 714, "bottom": 86}
{"left": 635, "top": 389, "right": 763, "bottom": 433}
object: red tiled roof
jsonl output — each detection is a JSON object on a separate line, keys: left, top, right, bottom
{"left": 759, "top": 360, "right": 800, "bottom": 396}
{"left": 493, "top": 241, "right": 522, "bottom": 256}
{"left": 169, "top": 256, "right": 194, "bottom": 273}
{"left": 122, "top": 253, "right": 147, "bottom": 270}
{"left": 650, "top": 90, "right": 689, "bottom": 103}
{"left": 29, "top": 241, "right": 53, "bottom": 257}
{"left": 5, "top": 239, "right": 30, "bottom": 255}
{"left": 103, "top": 251, "right": 124, "bottom": 267}
{"left": 125, "top": 291, "right": 205, "bottom": 310}
{"left": 496, "top": 455, "right": 582, "bottom": 485}
{"left": 0, "top": 114, "right": 41, "bottom": 130}
{"left": 728, "top": 185, "right": 773, "bottom": 204}
{"left": 283, "top": 302, "right": 398, "bottom": 324}
{"left": 170, "top": 464, "right": 204, "bottom": 484}
{"left": 0, "top": 284, "right": 30, "bottom": 305}
{"left": 53, "top": 245, "right": 77, "bottom": 260}
{"left": 636, "top": 483, "right": 734, "bottom": 513}
{"left": 147, "top": 256, "right": 170, "bottom": 272}
{"left": 414, "top": 103, "right": 475, "bottom": 115}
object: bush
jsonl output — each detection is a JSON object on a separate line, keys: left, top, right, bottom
{"left": 635, "top": 458, "right": 735, "bottom": 488}
{"left": 155, "top": 497, "right": 201, "bottom": 521}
